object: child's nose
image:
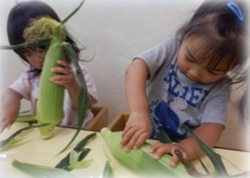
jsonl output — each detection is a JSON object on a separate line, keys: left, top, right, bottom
{"left": 34, "top": 54, "right": 44, "bottom": 62}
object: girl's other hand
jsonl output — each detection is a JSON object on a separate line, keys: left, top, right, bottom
{"left": 120, "top": 111, "right": 152, "bottom": 152}
{"left": 0, "top": 108, "right": 16, "bottom": 133}
{"left": 0, "top": 89, "right": 22, "bottom": 134}
{"left": 149, "top": 142, "right": 188, "bottom": 168}
{"left": 49, "top": 60, "right": 79, "bottom": 90}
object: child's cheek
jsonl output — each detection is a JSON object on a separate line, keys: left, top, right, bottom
{"left": 177, "top": 58, "right": 188, "bottom": 73}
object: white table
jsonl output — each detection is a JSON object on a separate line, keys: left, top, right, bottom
{"left": 0, "top": 123, "right": 249, "bottom": 178}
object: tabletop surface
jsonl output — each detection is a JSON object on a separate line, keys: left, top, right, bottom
{"left": 0, "top": 122, "right": 250, "bottom": 178}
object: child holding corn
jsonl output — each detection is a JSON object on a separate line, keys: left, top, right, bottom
{"left": 121, "top": 0, "right": 248, "bottom": 167}
{"left": 0, "top": 1, "right": 98, "bottom": 134}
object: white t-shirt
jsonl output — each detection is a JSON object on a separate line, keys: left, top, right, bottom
{"left": 9, "top": 62, "right": 98, "bottom": 128}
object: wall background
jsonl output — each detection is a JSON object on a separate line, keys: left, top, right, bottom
{"left": 0, "top": 0, "right": 204, "bottom": 121}
{"left": 1, "top": 0, "right": 250, "bottom": 151}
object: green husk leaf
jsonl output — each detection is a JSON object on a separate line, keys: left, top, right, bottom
{"left": 12, "top": 159, "right": 75, "bottom": 178}
{"left": 68, "top": 148, "right": 91, "bottom": 170}
{"left": 69, "top": 150, "right": 82, "bottom": 163}
{"left": 58, "top": 42, "right": 89, "bottom": 154}
{"left": 62, "top": 0, "right": 85, "bottom": 24}
{"left": 59, "top": 148, "right": 91, "bottom": 171}
{"left": 102, "top": 160, "right": 114, "bottom": 178}
{"left": 101, "top": 128, "right": 191, "bottom": 178}
{"left": 174, "top": 149, "right": 205, "bottom": 177}
{"left": 157, "top": 130, "right": 173, "bottom": 144}
{"left": 16, "top": 110, "right": 37, "bottom": 123}
{"left": 0, "top": 39, "right": 50, "bottom": 50}
{"left": 73, "top": 133, "right": 96, "bottom": 152}
{"left": 157, "top": 130, "right": 203, "bottom": 176}
{"left": 16, "top": 117, "right": 37, "bottom": 123}
{"left": 68, "top": 160, "right": 91, "bottom": 169}
{"left": 195, "top": 152, "right": 210, "bottom": 175}
{"left": 55, "top": 133, "right": 96, "bottom": 170}
{"left": 68, "top": 150, "right": 91, "bottom": 169}
{"left": 77, "top": 148, "right": 91, "bottom": 161}
{"left": 0, "top": 138, "right": 22, "bottom": 151}
{"left": 19, "top": 110, "right": 32, "bottom": 114}
{"left": 230, "top": 172, "right": 250, "bottom": 177}
{"left": 183, "top": 124, "right": 228, "bottom": 177}
{"left": 0, "top": 123, "right": 49, "bottom": 151}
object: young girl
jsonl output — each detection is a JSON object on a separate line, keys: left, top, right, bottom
{"left": 120, "top": 0, "right": 248, "bottom": 167}
{"left": 0, "top": 1, "right": 98, "bottom": 133}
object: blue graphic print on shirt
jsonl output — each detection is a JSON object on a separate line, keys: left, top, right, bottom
{"left": 31, "top": 80, "right": 40, "bottom": 91}
{"left": 154, "top": 100, "right": 190, "bottom": 139}
{"left": 164, "top": 64, "right": 209, "bottom": 108}
{"left": 149, "top": 63, "right": 209, "bottom": 139}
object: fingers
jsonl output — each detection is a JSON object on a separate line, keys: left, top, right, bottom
{"left": 170, "top": 153, "right": 180, "bottom": 167}
{"left": 149, "top": 142, "right": 182, "bottom": 167}
{"left": 150, "top": 142, "right": 171, "bottom": 159}
{"left": 123, "top": 131, "right": 141, "bottom": 152}
{"left": 51, "top": 66, "right": 72, "bottom": 75}
{"left": 0, "top": 120, "right": 11, "bottom": 134}
{"left": 120, "top": 125, "right": 150, "bottom": 152}
{"left": 56, "top": 60, "right": 70, "bottom": 69}
{"left": 51, "top": 60, "right": 72, "bottom": 74}
{"left": 120, "top": 129, "right": 149, "bottom": 152}
{"left": 120, "top": 127, "right": 133, "bottom": 148}
{"left": 120, "top": 112, "right": 151, "bottom": 152}
{"left": 50, "top": 60, "right": 74, "bottom": 85}
{"left": 0, "top": 123, "right": 5, "bottom": 134}
{"left": 134, "top": 132, "right": 149, "bottom": 149}
{"left": 49, "top": 75, "right": 72, "bottom": 85}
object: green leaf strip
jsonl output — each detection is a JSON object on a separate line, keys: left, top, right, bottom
{"left": 55, "top": 133, "right": 96, "bottom": 170}
{"left": 156, "top": 130, "right": 173, "bottom": 144}
{"left": 183, "top": 124, "right": 228, "bottom": 177}
{"left": 0, "top": 123, "right": 49, "bottom": 150}
{"left": 0, "top": 39, "right": 50, "bottom": 50}
{"left": 58, "top": 43, "right": 90, "bottom": 154}
{"left": 102, "top": 160, "right": 114, "bottom": 178}
{"left": 12, "top": 159, "right": 75, "bottom": 178}
{"left": 62, "top": 0, "right": 86, "bottom": 24}
{"left": 195, "top": 152, "right": 210, "bottom": 175}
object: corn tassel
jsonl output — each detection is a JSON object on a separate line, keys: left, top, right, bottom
{"left": 100, "top": 128, "right": 191, "bottom": 178}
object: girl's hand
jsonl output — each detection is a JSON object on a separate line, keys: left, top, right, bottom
{"left": 120, "top": 111, "right": 152, "bottom": 152}
{"left": 49, "top": 60, "right": 79, "bottom": 91}
{"left": 149, "top": 142, "right": 188, "bottom": 168}
{"left": 0, "top": 107, "right": 17, "bottom": 133}
{"left": 0, "top": 89, "right": 22, "bottom": 134}
{"left": 50, "top": 60, "right": 81, "bottom": 109}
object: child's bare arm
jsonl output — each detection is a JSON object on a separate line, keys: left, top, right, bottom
{"left": 0, "top": 88, "right": 23, "bottom": 133}
{"left": 120, "top": 59, "right": 152, "bottom": 151}
{"left": 150, "top": 123, "right": 224, "bottom": 167}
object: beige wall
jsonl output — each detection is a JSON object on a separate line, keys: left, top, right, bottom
{"left": 0, "top": 0, "right": 203, "bottom": 120}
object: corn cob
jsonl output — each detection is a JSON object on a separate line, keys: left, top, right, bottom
{"left": 23, "top": 17, "right": 66, "bottom": 139}
{"left": 0, "top": 0, "right": 88, "bottom": 153}
{"left": 100, "top": 128, "right": 192, "bottom": 178}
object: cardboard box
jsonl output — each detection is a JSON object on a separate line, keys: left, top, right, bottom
{"left": 86, "top": 106, "right": 108, "bottom": 132}
{"left": 108, "top": 111, "right": 130, "bottom": 131}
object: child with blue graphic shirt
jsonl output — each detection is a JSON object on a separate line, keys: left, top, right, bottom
{"left": 120, "top": 0, "right": 248, "bottom": 167}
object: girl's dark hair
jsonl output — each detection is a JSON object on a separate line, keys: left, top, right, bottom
{"left": 7, "top": 1, "right": 81, "bottom": 78}
{"left": 176, "top": 0, "right": 248, "bottom": 84}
